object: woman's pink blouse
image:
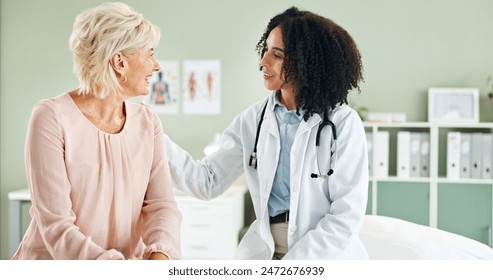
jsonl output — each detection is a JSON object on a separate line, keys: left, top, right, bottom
{"left": 13, "top": 93, "right": 182, "bottom": 260}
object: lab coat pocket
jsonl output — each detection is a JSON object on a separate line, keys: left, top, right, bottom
{"left": 234, "top": 220, "right": 270, "bottom": 260}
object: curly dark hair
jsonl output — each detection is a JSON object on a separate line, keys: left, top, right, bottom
{"left": 256, "top": 7, "right": 363, "bottom": 121}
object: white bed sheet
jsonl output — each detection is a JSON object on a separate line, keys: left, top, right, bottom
{"left": 360, "top": 215, "right": 493, "bottom": 260}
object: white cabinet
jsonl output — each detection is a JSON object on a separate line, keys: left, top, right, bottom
{"left": 174, "top": 184, "right": 247, "bottom": 259}
{"left": 364, "top": 122, "right": 493, "bottom": 246}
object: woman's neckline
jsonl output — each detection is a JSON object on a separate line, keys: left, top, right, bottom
{"left": 66, "top": 91, "right": 128, "bottom": 135}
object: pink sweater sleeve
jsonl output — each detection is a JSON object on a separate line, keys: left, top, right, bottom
{"left": 25, "top": 101, "right": 125, "bottom": 259}
{"left": 140, "top": 112, "right": 182, "bottom": 260}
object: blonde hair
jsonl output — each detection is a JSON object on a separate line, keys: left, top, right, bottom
{"left": 69, "top": 2, "right": 161, "bottom": 99}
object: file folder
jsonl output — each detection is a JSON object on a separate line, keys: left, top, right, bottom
{"left": 460, "top": 133, "right": 471, "bottom": 179}
{"left": 397, "top": 131, "right": 411, "bottom": 178}
{"left": 420, "top": 132, "right": 430, "bottom": 178}
{"left": 447, "top": 132, "right": 461, "bottom": 179}
{"left": 374, "top": 131, "right": 389, "bottom": 178}
{"left": 470, "top": 133, "right": 483, "bottom": 179}
{"left": 483, "top": 133, "right": 492, "bottom": 179}
{"left": 410, "top": 132, "right": 421, "bottom": 177}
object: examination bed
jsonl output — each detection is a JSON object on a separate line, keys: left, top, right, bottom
{"left": 360, "top": 215, "right": 493, "bottom": 260}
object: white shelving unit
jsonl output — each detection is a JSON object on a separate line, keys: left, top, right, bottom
{"left": 364, "top": 121, "right": 493, "bottom": 246}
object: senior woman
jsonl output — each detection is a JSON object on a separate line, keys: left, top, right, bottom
{"left": 12, "top": 2, "right": 181, "bottom": 260}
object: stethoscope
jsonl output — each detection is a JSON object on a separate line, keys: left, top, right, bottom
{"left": 249, "top": 100, "right": 338, "bottom": 179}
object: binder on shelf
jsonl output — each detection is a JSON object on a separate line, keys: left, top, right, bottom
{"left": 470, "top": 133, "right": 483, "bottom": 179}
{"left": 397, "top": 131, "right": 411, "bottom": 178}
{"left": 373, "top": 131, "right": 389, "bottom": 178}
{"left": 447, "top": 132, "right": 461, "bottom": 180}
{"left": 483, "top": 133, "right": 492, "bottom": 179}
{"left": 459, "top": 133, "right": 471, "bottom": 179}
{"left": 366, "top": 132, "right": 373, "bottom": 176}
{"left": 420, "top": 132, "right": 430, "bottom": 178}
{"left": 410, "top": 132, "right": 421, "bottom": 178}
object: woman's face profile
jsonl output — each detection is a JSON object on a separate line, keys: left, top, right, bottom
{"left": 122, "top": 47, "right": 160, "bottom": 97}
{"left": 259, "top": 26, "right": 288, "bottom": 92}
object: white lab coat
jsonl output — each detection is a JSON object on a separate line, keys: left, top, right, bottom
{"left": 164, "top": 92, "right": 369, "bottom": 259}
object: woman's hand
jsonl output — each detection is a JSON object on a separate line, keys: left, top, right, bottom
{"left": 149, "top": 252, "right": 169, "bottom": 260}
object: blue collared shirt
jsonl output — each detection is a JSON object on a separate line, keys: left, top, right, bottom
{"left": 268, "top": 96, "right": 304, "bottom": 217}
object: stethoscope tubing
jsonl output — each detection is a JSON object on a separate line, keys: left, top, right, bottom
{"left": 249, "top": 98, "right": 337, "bottom": 178}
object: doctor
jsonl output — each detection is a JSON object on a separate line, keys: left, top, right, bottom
{"left": 165, "top": 7, "right": 368, "bottom": 259}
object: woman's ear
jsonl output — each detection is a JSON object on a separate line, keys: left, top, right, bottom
{"left": 110, "top": 52, "right": 125, "bottom": 75}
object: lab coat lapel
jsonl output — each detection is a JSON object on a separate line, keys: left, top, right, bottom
{"left": 296, "top": 113, "right": 322, "bottom": 137}
{"left": 289, "top": 113, "right": 322, "bottom": 224}
{"left": 292, "top": 113, "right": 322, "bottom": 160}
{"left": 257, "top": 106, "right": 280, "bottom": 222}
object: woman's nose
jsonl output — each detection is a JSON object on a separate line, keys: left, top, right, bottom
{"left": 153, "top": 58, "right": 160, "bottom": 72}
{"left": 259, "top": 55, "right": 269, "bottom": 70}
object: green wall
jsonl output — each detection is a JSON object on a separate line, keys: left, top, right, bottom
{"left": 1, "top": 0, "right": 493, "bottom": 259}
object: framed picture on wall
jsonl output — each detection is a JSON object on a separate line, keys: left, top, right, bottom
{"left": 428, "top": 87, "right": 479, "bottom": 123}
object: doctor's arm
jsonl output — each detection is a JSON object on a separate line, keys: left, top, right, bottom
{"left": 164, "top": 115, "right": 245, "bottom": 200}
{"left": 284, "top": 111, "right": 369, "bottom": 259}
